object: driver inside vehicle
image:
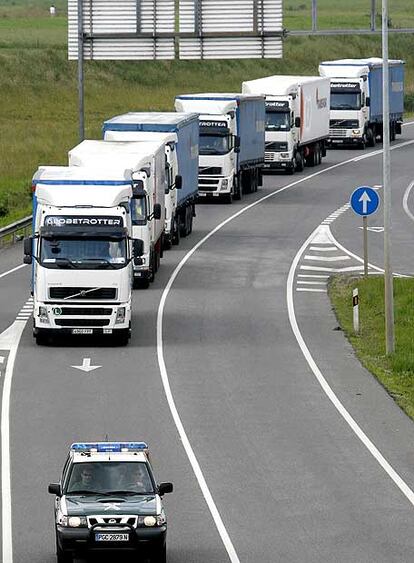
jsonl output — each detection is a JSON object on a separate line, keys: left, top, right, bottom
{"left": 121, "top": 464, "right": 152, "bottom": 493}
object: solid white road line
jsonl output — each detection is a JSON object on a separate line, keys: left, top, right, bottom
{"left": 402, "top": 180, "right": 414, "bottom": 223}
{"left": 0, "top": 264, "right": 26, "bottom": 280}
{"left": 0, "top": 320, "right": 29, "bottom": 563}
{"left": 287, "top": 224, "right": 414, "bottom": 509}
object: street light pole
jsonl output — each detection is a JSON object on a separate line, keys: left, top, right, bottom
{"left": 371, "top": 0, "right": 376, "bottom": 32}
{"left": 382, "top": 0, "right": 395, "bottom": 354}
{"left": 312, "top": 0, "right": 317, "bottom": 32}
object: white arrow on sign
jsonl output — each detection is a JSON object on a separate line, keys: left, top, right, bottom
{"left": 71, "top": 358, "right": 102, "bottom": 372}
{"left": 359, "top": 190, "right": 371, "bottom": 214}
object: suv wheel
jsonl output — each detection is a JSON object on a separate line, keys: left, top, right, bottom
{"left": 57, "top": 547, "right": 72, "bottom": 563}
{"left": 150, "top": 544, "right": 166, "bottom": 563}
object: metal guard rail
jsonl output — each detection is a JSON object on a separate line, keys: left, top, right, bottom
{"left": 0, "top": 216, "right": 32, "bottom": 247}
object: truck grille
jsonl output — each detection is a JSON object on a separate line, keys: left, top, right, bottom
{"left": 49, "top": 287, "right": 117, "bottom": 300}
{"left": 265, "top": 152, "right": 277, "bottom": 162}
{"left": 199, "top": 166, "right": 221, "bottom": 175}
{"left": 266, "top": 142, "right": 287, "bottom": 151}
{"left": 329, "top": 129, "right": 347, "bottom": 137}
{"left": 330, "top": 119, "right": 359, "bottom": 129}
{"left": 55, "top": 319, "right": 110, "bottom": 327}
{"left": 59, "top": 308, "right": 112, "bottom": 316}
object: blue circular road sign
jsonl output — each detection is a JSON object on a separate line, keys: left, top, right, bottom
{"left": 350, "top": 186, "right": 380, "bottom": 216}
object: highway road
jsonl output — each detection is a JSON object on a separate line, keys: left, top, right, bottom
{"left": 1, "top": 124, "right": 414, "bottom": 562}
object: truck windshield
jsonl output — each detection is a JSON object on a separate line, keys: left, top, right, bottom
{"left": 265, "top": 112, "right": 290, "bottom": 132}
{"left": 331, "top": 92, "right": 362, "bottom": 110}
{"left": 40, "top": 237, "right": 127, "bottom": 269}
{"left": 66, "top": 462, "right": 154, "bottom": 495}
{"left": 131, "top": 196, "right": 147, "bottom": 225}
{"left": 199, "top": 135, "right": 231, "bottom": 155}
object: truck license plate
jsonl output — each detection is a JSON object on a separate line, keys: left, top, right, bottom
{"left": 95, "top": 533, "right": 129, "bottom": 542}
{"left": 71, "top": 328, "right": 93, "bottom": 335}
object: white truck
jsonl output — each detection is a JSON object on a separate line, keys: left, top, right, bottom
{"left": 242, "top": 76, "right": 330, "bottom": 173}
{"left": 319, "top": 58, "right": 405, "bottom": 148}
{"left": 175, "top": 94, "right": 265, "bottom": 202}
{"left": 23, "top": 166, "right": 141, "bottom": 345}
{"left": 103, "top": 130, "right": 184, "bottom": 249}
{"left": 102, "top": 113, "right": 199, "bottom": 246}
{"left": 68, "top": 140, "right": 166, "bottom": 288}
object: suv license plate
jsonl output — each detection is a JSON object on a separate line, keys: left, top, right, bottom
{"left": 71, "top": 329, "right": 93, "bottom": 335}
{"left": 95, "top": 533, "right": 129, "bottom": 542}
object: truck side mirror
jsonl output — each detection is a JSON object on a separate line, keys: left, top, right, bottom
{"left": 295, "top": 117, "right": 301, "bottom": 128}
{"left": 234, "top": 136, "right": 241, "bottom": 153}
{"left": 48, "top": 483, "right": 61, "bottom": 496}
{"left": 133, "top": 239, "right": 144, "bottom": 266}
{"left": 175, "top": 175, "right": 183, "bottom": 190}
{"left": 23, "top": 237, "right": 32, "bottom": 264}
{"left": 158, "top": 482, "right": 173, "bottom": 496}
{"left": 366, "top": 97, "right": 370, "bottom": 107}
{"left": 153, "top": 203, "right": 162, "bottom": 220}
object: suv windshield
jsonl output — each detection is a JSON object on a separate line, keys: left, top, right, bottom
{"left": 40, "top": 238, "right": 127, "bottom": 269}
{"left": 199, "top": 134, "right": 231, "bottom": 155}
{"left": 331, "top": 92, "right": 362, "bottom": 110}
{"left": 66, "top": 462, "right": 154, "bottom": 495}
{"left": 265, "top": 111, "right": 290, "bottom": 132}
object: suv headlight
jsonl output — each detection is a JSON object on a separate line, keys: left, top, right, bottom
{"left": 138, "top": 511, "right": 166, "bottom": 527}
{"left": 59, "top": 515, "right": 88, "bottom": 528}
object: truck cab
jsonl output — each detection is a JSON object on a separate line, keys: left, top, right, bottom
{"left": 263, "top": 97, "right": 296, "bottom": 171}
{"left": 25, "top": 166, "right": 135, "bottom": 345}
{"left": 197, "top": 113, "right": 237, "bottom": 198}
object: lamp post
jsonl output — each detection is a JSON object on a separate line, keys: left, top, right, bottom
{"left": 382, "top": 0, "right": 395, "bottom": 354}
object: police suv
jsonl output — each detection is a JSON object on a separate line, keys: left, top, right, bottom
{"left": 48, "top": 442, "right": 173, "bottom": 562}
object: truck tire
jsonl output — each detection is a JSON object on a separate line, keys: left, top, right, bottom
{"left": 172, "top": 217, "right": 180, "bottom": 246}
{"left": 115, "top": 328, "right": 130, "bottom": 346}
{"left": 295, "top": 151, "right": 304, "bottom": 172}
{"left": 233, "top": 174, "right": 242, "bottom": 200}
{"left": 367, "top": 127, "right": 376, "bottom": 147}
{"left": 305, "top": 150, "right": 316, "bottom": 167}
{"left": 134, "top": 278, "right": 150, "bottom": 289}
{"left": 35, "top": 330, "right": 49, "bottom": 346}
{"left": 390, "top": 121, "right": 396, "bottom": 142}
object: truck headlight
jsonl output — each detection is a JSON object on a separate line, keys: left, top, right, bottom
{"left": 59, "top": 515, "right": 87, "bottom": 528}
{"left": 221, "top": 179, "right": 229, "bottom": 190}
{"left": 115, "top": 307, "right": 126, "bottom": 324}
{"left": 352, "top": 129, "right": 360, "bottom": 135}
{"left": 38, "top": 306, "right": 49, "bottom": 323}
{"left": 280, "top": 153, "right": 290, "bottom": 159}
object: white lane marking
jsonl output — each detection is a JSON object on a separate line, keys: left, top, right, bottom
{"left": 298, "top": 274, "right": 330, "bottom": 279}
{"left": 309, "top": 246, "right": 338, "bottom": 251}
{"left": 0, "top": 320, "right": 29, "bottom": 563}
{"left": 358, "top": 226, "right": 384, "bottom": 233}
{"left": 297, "top": 281, "right": 327, "bottom": 285}
{"left": 300, "top": 265, "right": 364, "bottom": 273}
{"left": 304, "top": 254, "right": 350, "bottom": 262}
{"left": 402, "top": 180, "right": 414, "bottom": 223}
{"left": 296, "top": 288, "right": 327, "bottom": 293}
{"left": 0, "top": 265, "right": 27, "bottom": 280}
{"left": 288, "top": 225, "right": 414, "bottom": 509}
{"left": 71, "top": 358, "right": 102, "bottom": 373}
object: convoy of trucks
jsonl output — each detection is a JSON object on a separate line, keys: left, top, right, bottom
{"left": 242, "top": 76, "right": 330, "bottom": 173}
{"left": 24, "top": 166, "right": 139, "bottom": 345}
{"left": 68, "top": 140, "right": 166, "bottom": 288}
{"left": 319, "top": 58, "right": 405, "bottom": 148}
{"left": 175, "top": 93, "right": 265, "bottom": 201}
{"left": 103, "top": 113, "right": 199, "bottom": 243}
{"left": 23, "top": 61, "right": 406, "bottom": 344}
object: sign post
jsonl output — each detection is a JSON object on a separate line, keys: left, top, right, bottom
{"left": 350, "top": 186, "right": 380, "bottom": 278}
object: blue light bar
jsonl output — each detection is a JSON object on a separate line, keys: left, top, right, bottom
{"left": 71, "top": 442, "right": 148, "bottom": 453}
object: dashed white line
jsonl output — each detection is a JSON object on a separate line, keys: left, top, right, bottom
{"left": 298, "top": 274, "right": 330, "bottom": 279}
{"left": 296, "top": 288, "right": 327, "bottom": 293}
{"left": 300, "top": 265, "right": 364, "bottom": 273}
{"left": 309, "top": 246, "right": 338, "bottom": 252}
{"left": 304, "top": 254, "right": 350, "bottom": 262}
{"left": 297, "top": 281, "right": 327, "bottom": 285}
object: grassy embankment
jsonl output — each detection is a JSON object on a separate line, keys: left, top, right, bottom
{"left": 1, "top": 0, "right": 414, "bottom": 225}
{"left": 329, "top": 277, "right": 414, "bottom": 420}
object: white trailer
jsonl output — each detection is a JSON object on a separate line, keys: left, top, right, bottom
{"left": 24, "top": 166, "right": 139, "bottom": 345}
{"left": 242, "top": 75, "right": 330, "bottom": 173}
{"left": 104, "top": 130, "right": 183, "bottom": 249}
{"left": 69, "top": 140, "right": 166, "bottom": 288}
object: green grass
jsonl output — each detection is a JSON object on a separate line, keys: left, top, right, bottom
{"left": 0, "top": 1, "right": 414, "bottom": 226}
{"left": 329, "top": 276, "right": 414, "bottom": 420}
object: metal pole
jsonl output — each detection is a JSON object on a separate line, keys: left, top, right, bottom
{"left": 77, "top": 0, "right": 85, "bottom": 141}
{"left": 382, "top": 0, "right": 394, "bottom": 354}
{"left": 312, "top": 0, "right": 317, "bottom": 32}
{"left": 363, "top": 215, "right": 368, "bottom": 277}
{"left": 371, "top": 0, "right": 376, "bottom": 31}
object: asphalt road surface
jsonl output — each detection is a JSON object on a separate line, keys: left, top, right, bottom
{"left": 1, "top": 124, "right": 414, "bottom": 563}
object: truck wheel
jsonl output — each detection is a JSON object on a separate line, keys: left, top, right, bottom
{"left": 134, "top": 278, "right": 150, "bottom": 289}
{"left": 233, "top": 175, "right": 242, "bottom": 200}
{"left": 35, "top": 331, "right": 49, "bottom": 346}
{"left": 163, "top": 235, "right": 172, "bottom": 251}
{"left": 390, "top": 122, "right": 396, "bottom": 142}
{"left": 367, "top": 128, "right": 376, "bottom": 147}
{"left": 115, "top": 329, "right": 130, "bottom": 346}
{"left": 295, "top": 152, "right": 304, "bottom": 172}
{"left": 305, "top": 151, "right": 315, "bottom": 167}
{"left": 359, "top": 134, "right": 367, "bottom": 149}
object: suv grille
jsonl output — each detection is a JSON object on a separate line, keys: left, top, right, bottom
{"left": 87, "top": 515, "right": 138, "bottom": 528}
{"left": 49, "top": 287, "right": 117, "bottom": 300}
